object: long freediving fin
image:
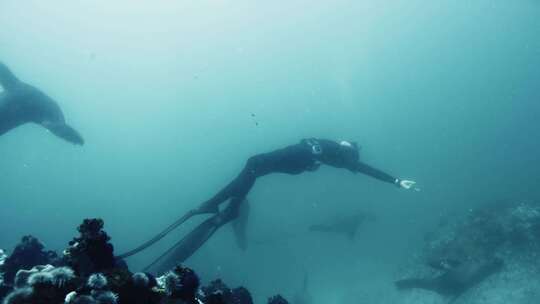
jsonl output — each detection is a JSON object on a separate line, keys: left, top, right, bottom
{"left": 117, "top": 209, "right": 199, "bottom": 259}
{"left": 144, "top": 213, "right": 225, "bottom": 274}
{"left": 0, "top": 62, "right": 20, "bottom": 91}
{"left": 232, "top": 199, "right": 250, "bottom": 251}
{"left": 144, "top": 200, "right": 241, "bottom": 274}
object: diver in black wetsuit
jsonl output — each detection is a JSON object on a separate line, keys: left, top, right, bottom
{"left": 119, "top": 138, "right": 418, "bottom": 272}
{"left": 0, "top": 62, "right": 84, "bottom": 145}
{"left": 197, "top": 138, "right": 416, "bottom": 213}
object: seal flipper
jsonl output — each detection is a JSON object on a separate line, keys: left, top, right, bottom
{"left": 395, "top": 258, "right": 504, "bottom": 296}
{"left": 0, "top": 62, "right": 20, "bottom": 91}
{"left": 42, "top": 122, "right": 85, "bottom": 145}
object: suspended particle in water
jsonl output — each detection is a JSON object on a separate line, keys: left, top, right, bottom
{"left": 250, "top": 113, "right": 259, "bottom": 126}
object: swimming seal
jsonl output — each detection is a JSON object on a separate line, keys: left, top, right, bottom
{"left": 395, "top": 258, "right": 503, "bottom": 297}
{"left": 309, "top": 212, "right": 376, "bottom": 240}
{"left": 0, "top": 62, "right": 84, "bottom": 145}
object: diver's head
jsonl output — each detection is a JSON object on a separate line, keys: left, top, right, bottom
{"left": 338, "top": 140, "right": 360, "bottom": 165}
{"left": 317, "top": 139, "right": 360, "bottom": 170}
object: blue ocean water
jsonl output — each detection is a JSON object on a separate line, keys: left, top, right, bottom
{"left": 1, "top": 1, "right": 539, "bottom": 303}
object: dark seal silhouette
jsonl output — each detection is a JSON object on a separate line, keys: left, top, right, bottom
{"left": 309, "top": 212, "right": 376, "bottom": 240}
{"left": 395, "top": 258, "right": 504, "bottom": 297}
{"left": 0, "top": 62, "right": 84, "bottom": 145}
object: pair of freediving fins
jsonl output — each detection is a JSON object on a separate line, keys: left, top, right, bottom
{"left": 117, "top": 199, "right": 249, "bottom": 274}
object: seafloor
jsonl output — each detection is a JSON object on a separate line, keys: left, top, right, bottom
{"left": 1, "top": 200, "right": 539, "bottom": 304}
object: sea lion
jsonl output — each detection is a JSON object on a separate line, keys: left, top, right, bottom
{"left": 0, "top": 62, "right": 84, "bottom": 145}
{"left": 395, "top": 258, "right": 503, "bottom": 297}
{"left": 309, "top": 212, "right": 376, "bottom": 240}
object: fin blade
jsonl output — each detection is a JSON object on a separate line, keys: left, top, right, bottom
{"left": 0, "top": 62, "right": 20, "bottom": 90}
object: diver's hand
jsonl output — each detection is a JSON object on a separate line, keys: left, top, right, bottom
{"left": 396, "top": 179, "right": 420, "bottom": 191}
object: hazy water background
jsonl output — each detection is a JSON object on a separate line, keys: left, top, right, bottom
{"left": 1, "top": 0, "right": 539, "bottom": 303}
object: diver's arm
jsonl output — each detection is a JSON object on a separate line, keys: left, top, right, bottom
{"left": 355, "top": 162, "right": 419, "bottom": 190}
{"left": 0, "top": 62, "right": 20, "bottom": 90}
{"left": 354, "top": 162, "right": 399, "bottom": 184}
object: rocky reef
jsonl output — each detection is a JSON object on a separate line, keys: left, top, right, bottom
{"left": 199, "top": 279, "right": 255, "bottom": 304}
{"left": 0, "top": 219, "right": 287, "bottom": 304}
{"left": 396, "top": 200, "right": 540, "bottom": 304}
{"left": 0, "top": 235, "right": 60, "bottom": 285}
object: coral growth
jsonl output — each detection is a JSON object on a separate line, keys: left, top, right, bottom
{"left": 0, "top": 236, "right": 58, "bottom": 284}
{"left": 3, "top": 264, "right": 76, "bottom": 304}
{"left": 199, "top": 279, "right": 254, "bottom": 304}
{"left": 2, "top": 287, "right": 33, "bottom": 304}
{"left": 157, "top": 265, "right": 200, "bottom": 303}
{"left": 267, "top": 295, "right": 289, "bottom": 304}
{"left": 0, "top": 218, "right": 275, "bottom": 304}
{"left": 64, "top": 219, "right": 118, "bottom": 277}
{"left": 87, "top": 273, "right": 108, "bottom": 290}
{"left": 0, "top": 249, "right": 6, "bottom": 267}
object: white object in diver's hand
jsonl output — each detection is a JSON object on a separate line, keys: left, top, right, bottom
{"left": 397, "top": 179, "right": 420, "bottom": 191}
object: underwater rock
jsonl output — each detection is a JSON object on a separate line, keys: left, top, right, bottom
{"left": 199, "top": 279, "right": 253, "bottom": 304}
{"left": 0, "top": 249, "right": 8, "bottom": 301}
{"left": 66, "top": 293, "right": 99, "bottom": 304}
{"left": 200, "top": 279, "right": 229, "bottom": 297}
{"left": 50, "top": 267, "right": 77, "bottom": 289}
{"left": 1, "top": 218, "right": 276, "bottom": 304}
{"left": 91, "top": 290, "right": 118, "bottom": 304}
{"left": 67, "top": 271, "right": 121, "bottom": 304}
{"left": 423, "top": 200, "right": 540, "bottom": 268}
{"left": 203, "top": 293, "right": 227, "bottom": 304}
{"left": 267, "top": 295, "right": 289, "bottom": 304}
{"left": 64, "top": 219, "right": 117, "bottom": 277}
{"left": 397, "top": 200, "right": 540, "bottom": 303}
{"left": 87, "top": 273, "right": 108, "bottom": 290}
{"left": 112, "top": 272, "right": 160, "bottom": 304}
{"left": 14, "top": 264, "right": 55, "bottom": 288}
{"left": 0, "top": 285, "right": 11, "bottom": 303}
{"left": 3, "top": 265, "right": 78, "bottom": 304}
{"left": 396, "top": 258, "right": 504, "bottom": 296}
{"left": 0, "top": 236, "right": 58, "bottom": 284}
{"left": 230, "top": 287, "right": 253, "bottom": 304}
{"left": 131, "top": 272, "right": 152, "bottom": 288}
{"left": 2, "top": 287, "right": 33, "bottom": 304}
{"left": 0, "top": 249, "right": 6, "bottom": 267}
{"left": 157, "top": 265, "right": 199, "bottom": 303}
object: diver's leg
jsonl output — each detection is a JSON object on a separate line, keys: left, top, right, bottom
{"left": 197, "top": 157, "right": 258, "bottom": 213}
{"left": 118, "top": 158, "right": 258, "bottom": 259}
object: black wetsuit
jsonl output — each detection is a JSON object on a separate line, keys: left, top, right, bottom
{"left": 121, "top": 138, "right": 401, "bottom": 271}
{"left": 200, "top": 138, "right": 398, "bottom": 215}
